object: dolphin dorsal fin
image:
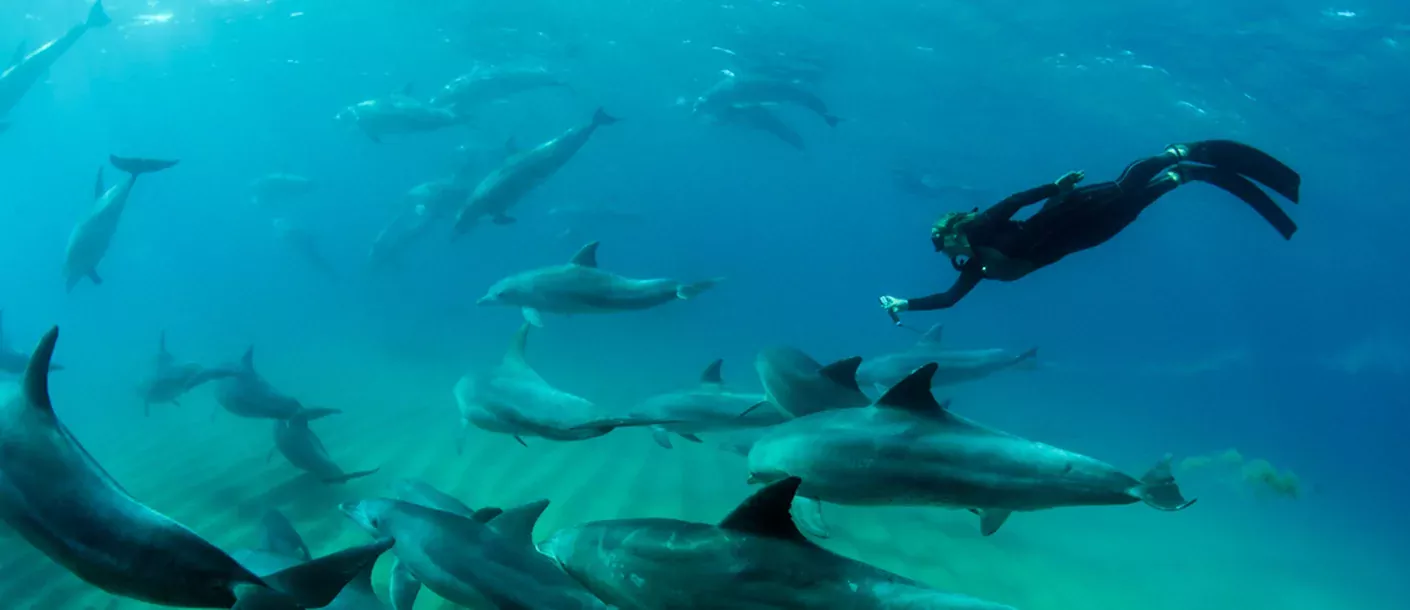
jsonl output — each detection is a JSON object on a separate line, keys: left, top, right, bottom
{"left": 23, "top": 327, "right": 60, "bottom": 414}
{"left": 700, "top": 359, "right": 724, "bottom": 385}
{"left": 875, "top": 363, "right": 947, "bottom": 414}
{"left": 94, "top": 167, "right": 105, "bottom": 199}
{"left": 569, "top": 241, "right": 600, "bottom": 267}
{"left": 240, "top": 346, "right": 256, "bottom": 373}
{"left": 817, "top": 356, "right": 863, "bottom": 393}
{"left": 719, "top": 477, "right": 812, "bottom": 545}
{"left": 917, "top": 323, "right": 944, "bottom": 346}
{"left": 471, "top": 507, "right": 504, "bottom": 523}
{"left": 489, "top": 499, "right": 549, "bottom": 547}
{"left": 503, "top": 324, "right": 531, "bottom": 367}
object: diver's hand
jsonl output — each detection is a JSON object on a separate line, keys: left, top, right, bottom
{"left": 879, "top": 296, "right": 909, "bottom": 314}
{"left": 1055, "top": 170, "right": 1085, "bottom": 193}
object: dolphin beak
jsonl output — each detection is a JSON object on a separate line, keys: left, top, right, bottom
{"left": 475, "top": 296, "right": 492, "bottom": 305}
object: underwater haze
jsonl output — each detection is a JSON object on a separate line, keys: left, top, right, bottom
{"left": 1, "top": 0, "right": 1408, "bottom": 609}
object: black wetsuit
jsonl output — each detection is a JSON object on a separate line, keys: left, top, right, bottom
{"left": 908, "top": 140, "right": 1301, "bottom": 311}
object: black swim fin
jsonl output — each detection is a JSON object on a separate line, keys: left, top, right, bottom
{"left": 1181, "top": 140, "right": 1300, "bottom": 204}
{"left": 1184, "top": 165, "right": 1297, "bottom": 240}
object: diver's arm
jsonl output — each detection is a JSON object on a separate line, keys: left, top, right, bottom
{"left": 906, "top": 265, "right": 983, "bottom": 311}
{"left": 981, "top": 183, "right": 1062, "bottom": 223}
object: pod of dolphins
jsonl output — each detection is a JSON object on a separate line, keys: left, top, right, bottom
{"left": 1, "top": 2, "right": 1204, "bottom": 609}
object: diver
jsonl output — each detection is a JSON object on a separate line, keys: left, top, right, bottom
{"left": 880, "top": 140, "right": 1301, "bottom": 314}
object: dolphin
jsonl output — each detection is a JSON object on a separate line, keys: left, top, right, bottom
{"left": 62, "top": 155, "right": 179, "bottom": 292}
{"left": 0, "top": 1, "right": 111, "bottom": 122}
{"left": 0, "top": 326, "right": 394, "bottom": 609}
{"left": 476, "top": 241, "right": 722, "bottom": 327}
{"left": 692, "top": 72, "right": 840, "bottom": 127}
{"left": 367, "top": 178, "right": 469, "bottom": 269}
{"left": 341, "top": 497, "right": 611, "bottom": 610}
{"left": 213, "top": 346, "right": 341, "bottom": 421}
{"left": 892, "top": 168, "right": 992, "bottom": 205}
{"left": 138, "top": 331, "right": 238, "bottom": 416}
{"left": 627, "top": 359, "right": 783, "bottom": 449}
{"left": 715, "top": 103, "right": 806, "bottom": 151}
{"left": 336, "top": 85, "right": 466, "bottom": 143}
{"left": 391, "top": 478, "right": 504, "bottom": 523}
{"left": 272, "top": 218, "right": 340, "bottom": 280}
{"left": 753, "top": 347, "right": 869, "bottom": 418}
{"left": 855, "top": 324, "right": 1038, "bottom": 392}
{"left": 451, "top": 108, "right": 618, "bottom": 236}
{"left": 748, "top": 363, "right": 1197, "bottom": 537}
{"left": 232, "top": 509, "right": 391, "bottom": 610}
{"left": 538, "top": 477, "right": 1016, "bottom": 610}
{"left": 272, "top": 412, "right": 379, "bottom": 485}
{"left": 0, "top": 310, "right": 65, "bottom": 375}
{"left": 430, "top": 65, "right": 571, "bottom": 113}
{"left": 452, "top": 323, "right": 677, "bottom": 450}
{"left": 250, "top": 173, "right": 316, "bottom": 209}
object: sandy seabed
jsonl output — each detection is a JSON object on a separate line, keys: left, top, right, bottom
{"left": 0, "top": 363, "right": 1400, "bottom": 610}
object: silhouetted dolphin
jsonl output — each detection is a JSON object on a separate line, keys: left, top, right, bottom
{"left": 453, "top": 323, "right": 676, "bottom": 449}
{"left": 748, "top": 363, "right": 1196, "bottom": 536}
{"left": 452, "top": 108, "right": 618, "bottom": 236}
{"left": 717, "top": 103, "right": 806, "bottom": 151}
{"left": 0, "top": 2, "right": 110, "bottom": 123}
{"left": 138, "top": 331, "right": 237, "bottom": 415}
{"left": 336, "top": 84, "right": 466, "bottom": 143}
{"left": 539, "top": 477, "right": 1015, "bottom": 610}
{"left": 341, "top": 497, "right": 609, "bottom": 610}
{"left": 693, "top": 72, "right": 841, "bottom": 127}
{"left": 0, "top": 326, "right": 393, "bottom": 608}
{"left": 63, "top": 155, "right": 179, "bottom": 292}
{"left": 232, "top": 509, "right": 391, "bottom": 610}
{"left": 753, "top": 346, "right": 868, "bottom": 417}
{"left": 272, "top": 412, "right": 379, "bottom": 485}
{"left": 430, "top": 65, "right": 571, "bottom": 113}
{"left": 855, "top": 323, "right": 1038, "bottom": 392}
{"left": 477, "top": 241, "right": 722, "bottom": 327}
{"left": 391, "top": 478, "right": 503, "bottom": 523}
{"left": 213, "top": 346, "right": 340, "bottom": 421}
{"left": 626, "top": 359, "right": 781, "bottom": 449}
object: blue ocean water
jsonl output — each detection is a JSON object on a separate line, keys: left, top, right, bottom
{"left": 2, "top": 1, "right": 1408, "bottom": 609}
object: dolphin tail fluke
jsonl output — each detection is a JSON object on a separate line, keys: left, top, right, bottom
{"left": 323, "top": 468, "right": 380, "bottom": 485}
{"left": 109, "top": 155, "right": 178, "bottom": 176}
{"left": 1016, "top": 347, "right": 1038, "bottom": 363}
{"left": 823, "top": 114, "right": 842, "bottom": 128}
{"left": 592, "top": 107, "right": 620, "bottom": 127}
{"left": 255, "top": 538, "right": 394, "bottom": 609}
{"left": 677, "top": 277, "right": 724, "bottom": 300}
{"left": 1136, "top": 454, "right": 1198, "bottom": 512}
{"left": 87, "top": 1, "right": 112, "bottom": 29}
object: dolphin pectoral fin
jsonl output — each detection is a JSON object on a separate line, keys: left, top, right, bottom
{"left": 262, "top": 539, "right": 394, "bottom": 609}
{"left": 791, "top": 496, "right": 831, "bottom": 539}
{"left": 293, "top": 407, "right": 341, "bottom": 422}
{"left": 650, "top": 427, "right": 673, "bottom": 449}
{"left": 266, "top": 448, "right": 275, "bottom": 463}
{"left": 87, "top": 269, "right": 103, "bottom": 285}
{"left": 1136, "top": 454, "right": 1197, "bottom": 511}
{"left": 360, "top": 127, "right": 382, "bottom": 144}
{"left": 514, "top": 435, "right": 528, "bottom": 447}
{"left": 388, "top": 558, "right": 422, "bottom": 610}
{"left": 231, "top": 585, "right": 295, "bottom": 610}
{"left": 491, "top": 214, "right": 517, "bottom": 225}
{"left": 93, "top": 166, "right": 105, "bottom": 199}
{"left": 521, "top": 307, "right": 544, "bottom": 328}
{"left": 679, "top": 433, "right": 703, "bottom": 443}
{"left": 976, "top": 509, "right": 1012, "bottom": 536}
{"left": 9, "top": 41, "right": 24, "bottom": 68}
{"left": 170, "top": 398, "right": 181, "bottom": 407}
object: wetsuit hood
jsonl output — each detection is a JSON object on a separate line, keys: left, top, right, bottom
{"left": 931, "top": 210, "right": 978, "bottom": 256}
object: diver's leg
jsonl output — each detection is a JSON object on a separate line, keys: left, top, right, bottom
{"left": 1113, "top": 152, "right": 1181, "bottom": 192}
{"left": 1180, "top": 165, "right": 1298, "bottom": 240}
{"left": 1168, "top": 140, "right": 1301, "bottom": 203}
